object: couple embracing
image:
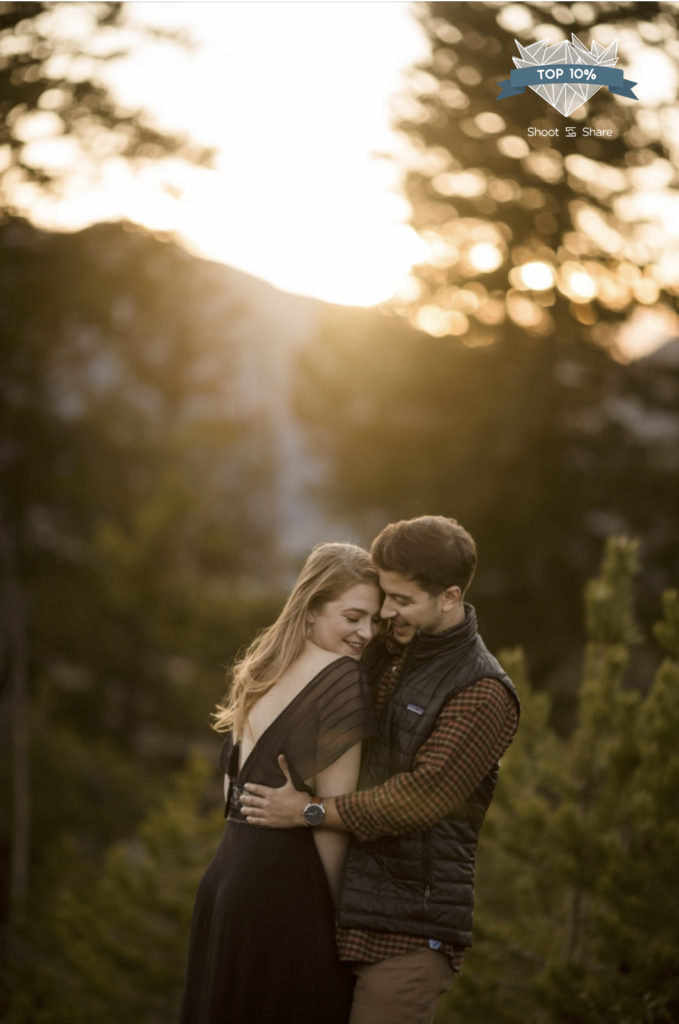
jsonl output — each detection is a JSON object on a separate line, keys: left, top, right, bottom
{"left": 180, "top": 515, "right": 520, "bottom": 1024}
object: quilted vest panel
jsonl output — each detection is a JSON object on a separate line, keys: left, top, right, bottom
{"left": 338, "top": 607, "right": 519, "bottom": 948}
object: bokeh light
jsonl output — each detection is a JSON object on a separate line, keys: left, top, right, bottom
{"left": 467, "top": 243, "right": 504, "bottom": 273}
{"left": 512, "top": 261, "right": 557, "bottom": 291}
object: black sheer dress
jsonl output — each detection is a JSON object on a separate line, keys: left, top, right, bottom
{"left": 179, "top": 656, "right": 374, "bottom": 1024}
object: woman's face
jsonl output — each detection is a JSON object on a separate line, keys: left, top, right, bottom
{"left": 307, "top": 582, "right": 381, "bottom": 659}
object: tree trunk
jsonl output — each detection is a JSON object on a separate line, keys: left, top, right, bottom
{"left": 0, "top": 510, "right": 30, "bottom": 926}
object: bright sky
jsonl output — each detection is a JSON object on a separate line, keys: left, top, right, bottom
{"left": 27, "top": 1, "right": 431, "bottom": 306}
{"left": 12, "top": 1, "right": 679, "bottom": 350}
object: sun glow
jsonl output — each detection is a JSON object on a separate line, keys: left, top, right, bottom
{"left": 172, "top": 167, "right": 429, "bottom": 307}
{"left": 14, "top": 2, "right": 430, "bottom": 308}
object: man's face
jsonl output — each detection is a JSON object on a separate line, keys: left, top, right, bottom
{"left": 377, "top": 570, "right": 449, "bottom": 645}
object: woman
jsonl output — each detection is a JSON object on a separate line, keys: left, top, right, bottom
{"left": 179, "top": 543, "right": 381, "bottom": 1024}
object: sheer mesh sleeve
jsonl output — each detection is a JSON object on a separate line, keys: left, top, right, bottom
{"left": 280, "top": 658, "right": 375, "bottom": 784}
{"left": 237, "top": 657, "right": 376, "bottom": 789}
{"left": 314, "top": 659, "right": 375, "bottom": 775}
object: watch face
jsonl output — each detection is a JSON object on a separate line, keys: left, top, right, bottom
{"left": 303, "top": 802, "right": 325, "bottom": 826}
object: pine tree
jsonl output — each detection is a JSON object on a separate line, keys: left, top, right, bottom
{"left": 436, "top": 536, "right": 679, "bottom": 1023}
{"left": 3, "top": 751, "right": 224, "bottom": 1024}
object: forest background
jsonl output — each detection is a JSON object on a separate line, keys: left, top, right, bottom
{"left": 1, "top": 3, "right": 678, "bottom": 1022}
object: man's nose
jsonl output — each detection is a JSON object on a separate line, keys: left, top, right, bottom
{"left": 380, "top": 599, "right": 397, "bottom": 619}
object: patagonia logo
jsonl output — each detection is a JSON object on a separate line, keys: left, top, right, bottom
{"left": 406, "top": 703, "right": 425, "bottom": 715}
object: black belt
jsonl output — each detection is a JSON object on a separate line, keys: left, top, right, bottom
{"left": 225, "top": 780, "right": 247, "bottom": 823}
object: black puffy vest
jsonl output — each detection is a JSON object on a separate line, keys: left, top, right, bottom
{"left": 337, "top": 605, "right": 519, "bottom": 948}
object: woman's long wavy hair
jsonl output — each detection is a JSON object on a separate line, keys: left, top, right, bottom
{"left": 211, "top": 542, "right": 379, "bottom": 738}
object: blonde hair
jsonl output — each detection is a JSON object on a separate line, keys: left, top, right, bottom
{"left": 211, "top": 543, "right": 379, "bottom": 737}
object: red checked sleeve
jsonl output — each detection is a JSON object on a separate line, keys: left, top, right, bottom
{"left": 336, "top": 677, "right": 518, "bottom": 842}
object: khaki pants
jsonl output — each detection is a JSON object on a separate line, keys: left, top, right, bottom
{"left": 349, "top": 948, "right": 455, "bottom": 1024}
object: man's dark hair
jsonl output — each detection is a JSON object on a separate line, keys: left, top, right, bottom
{"left": 371, "top": 515, "right": 477, "bottom": 596}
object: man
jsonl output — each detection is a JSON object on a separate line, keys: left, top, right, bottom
{"left": 241, "top": 515, "right": 520, "bottom": 1024}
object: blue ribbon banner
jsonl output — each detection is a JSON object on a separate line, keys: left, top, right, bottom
{"left": 497, "top": 64, "right": 638, "bottom": 100}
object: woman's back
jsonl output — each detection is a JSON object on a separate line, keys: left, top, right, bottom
{"left": 179, "top": 540, "right": 381, "bottom": 1024}
{"left": 180, "top": 656, "right": 374, "bottom": 1024}
{"left": 238, "top": 648, "right": 346, "bottom": 774}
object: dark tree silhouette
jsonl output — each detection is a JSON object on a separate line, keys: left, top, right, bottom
{"left": 392, "top": 1, "right": 679, "bottom": 354}
{"left": 0, "top": 1, "right": 211, "bottom": 203}
{"left": 0, "top": 1, "right": 213, "bottom": 936}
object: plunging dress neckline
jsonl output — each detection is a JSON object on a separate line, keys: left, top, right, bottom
{"left": 235, "top": 654, "right": 357, "bottom": 781}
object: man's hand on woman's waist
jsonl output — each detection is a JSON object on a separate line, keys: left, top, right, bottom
{"left": 240, "top": 754, "right": 345, "bottom": 830}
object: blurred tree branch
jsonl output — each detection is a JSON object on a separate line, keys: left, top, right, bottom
{"left": 391, "top": 1, "right": 679, "bottom": 352}
{"left": 0, "top": 1, "right": 213, "bottom": 206}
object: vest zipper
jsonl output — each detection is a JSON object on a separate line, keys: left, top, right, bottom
{"left": 379, "top": 635, "right": 418, "bottom": 725}
{"left": 383, "top": 636, "right": 420, "bottom": 777}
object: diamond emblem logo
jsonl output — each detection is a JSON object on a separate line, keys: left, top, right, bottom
{"left": 496, "top": 34, "right": 637, "bottom": 114}
{"left": 513, "top": 34, "right": 618, "bottom": 116}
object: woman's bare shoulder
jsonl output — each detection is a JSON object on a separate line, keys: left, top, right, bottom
{"left": 279, "top": 649, "right": 357, "bottom": 692}
{"left": 305, "top": 649, "right": 360, "bottom": 677}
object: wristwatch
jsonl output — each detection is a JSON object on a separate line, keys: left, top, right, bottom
{"left": 302, "top": 796, "right": 326, "bottom": 827}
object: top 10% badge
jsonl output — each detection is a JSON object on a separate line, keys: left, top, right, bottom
{"left": 496, "top": 35, "right": 638, "bottom": 116}
{"left": 539, "top": 65, "right": 598, "bottom": 82}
